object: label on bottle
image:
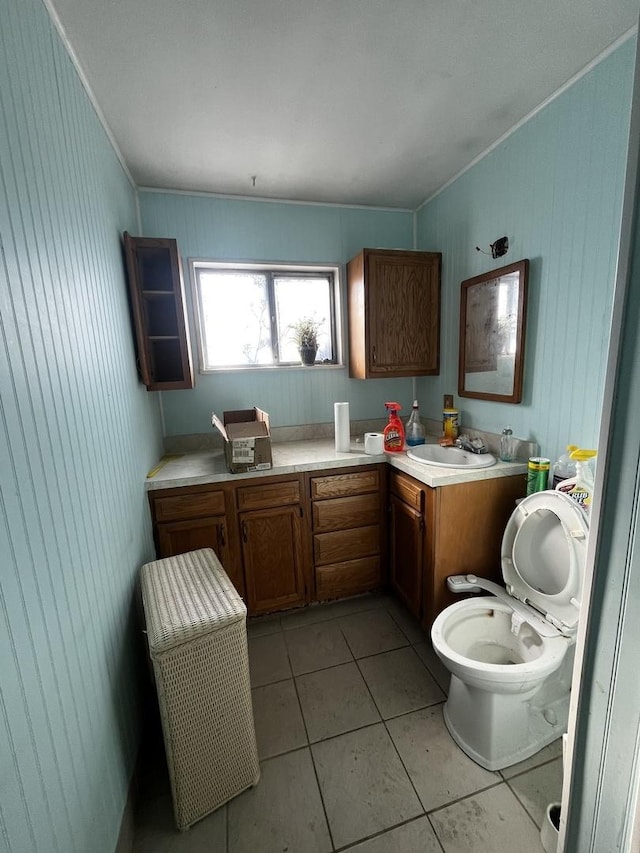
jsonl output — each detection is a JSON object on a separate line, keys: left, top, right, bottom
{"left": 443, "top": 410, "right": 459, "bottom": 439}
{"left": 384, "top": 428, "right": 403, "bottom": 451}
{"left": 557, "top": 481, "right": 591, "bottom": 510}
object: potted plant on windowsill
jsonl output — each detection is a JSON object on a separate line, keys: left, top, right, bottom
{"left": 291, "top": 316, "right": 322, "bottom": 365}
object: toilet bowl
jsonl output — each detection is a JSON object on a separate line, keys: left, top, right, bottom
{"left": 431, "top": 490, "right": 588, "bottom": 771}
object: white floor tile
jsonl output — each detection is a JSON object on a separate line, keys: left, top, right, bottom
{"left": 339, "top": 609, "right": 410, "bottom": 658}
{"left": 248, "top": 631, "right": 291, "bottom": 687}
{"left": 413, "top": 640, "right": 451, "bottom": 694}
{"left": 311, "top": 723, "right": 423, "bottom": 849}
{"left": 508, "top": 757, "right": 563, "bottom": 828}
{"left": 358, "top": 646, "right": 445, "bottom": 719}
{"left": 227, "top": 748, "right": 332, "bottom": 853}
{"left": 251, "top": 679, "right": 307, "bottom": 759}
{"left": 284, "top": 619, "right": 353, "bottom": 675}
{"left": 296, "top": 661, "right": 380, "bottom": 742}
{"left": 430, "top": 783, "right": 544, "bottom": 852}
{"left": 344, "top": 815, "right": 442, "bottom": 852}
{"left": 500, "top": 736, "right": 563, "bottom": 779}
{"left": 386, "top": 705, "right": 498, "bottom": 811}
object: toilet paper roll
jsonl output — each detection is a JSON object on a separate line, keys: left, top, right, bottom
{"left": 364, "top": 432, "right": 384, "bottom": 455}
{"left": 334, "top": 402, "right": 350, "bottom": 453}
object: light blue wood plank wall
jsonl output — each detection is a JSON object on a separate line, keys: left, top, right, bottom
{"left": 416, "top": 37, "right": 636, "bottom": 464}
{"left": 0, "top": 0, "right": 163, "bottom": 851}
{"left": 139, "top": 192, "right": 418, "bottom": 434}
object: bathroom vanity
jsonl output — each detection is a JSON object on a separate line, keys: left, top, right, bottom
{"left": 146, "top": 442, "right": 526, "bottom": 626}
{"left": 389, "top": 468, "right": 526, "bottom": 628}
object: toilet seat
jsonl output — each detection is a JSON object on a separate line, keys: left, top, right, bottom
{"left": 501, "top": 491, "right": 588, "bottom": 634}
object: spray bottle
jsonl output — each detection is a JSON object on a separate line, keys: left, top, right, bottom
{"left": 405, "top": 400, "right": 426, "bottom": 446}
{"left": 383, "top": 402, "right": 405, "bottom": 452}
{"left": 555, "top": 449, "right": 597, "bottom": 513}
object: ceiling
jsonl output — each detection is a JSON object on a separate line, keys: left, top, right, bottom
{"left": 48, "top": 0, "right": 638, "bottom": 210}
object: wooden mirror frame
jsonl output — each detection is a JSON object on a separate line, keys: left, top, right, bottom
{"left": 458, "top": 259, "right": 529, "bottom": 403}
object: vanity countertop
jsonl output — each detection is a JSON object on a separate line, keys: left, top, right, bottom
{"left": 145, "top": 439, "right": 528, "bottom": 491}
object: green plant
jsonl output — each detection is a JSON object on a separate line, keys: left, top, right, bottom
{"left": 290, "top": 316, "right": 323, "bottom": 349}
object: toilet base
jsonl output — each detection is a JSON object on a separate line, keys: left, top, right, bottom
{"left": 443, "top": 673, "right": 569, "bottom": 771}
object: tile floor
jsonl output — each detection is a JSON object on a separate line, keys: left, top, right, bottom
{"left": 133, "top": 594, "right": 562, "bottom": 852}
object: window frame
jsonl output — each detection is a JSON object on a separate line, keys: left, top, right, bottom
{"left": 190, "top": 259, "right": 343, "bottom": 372}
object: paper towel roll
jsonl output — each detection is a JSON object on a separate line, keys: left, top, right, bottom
{"left": 334, "top": 402, "right": 350, "bottom": 453}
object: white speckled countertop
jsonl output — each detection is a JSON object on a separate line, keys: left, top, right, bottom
{"left": 145, "top": 439, "right": 528, "bottom": 490}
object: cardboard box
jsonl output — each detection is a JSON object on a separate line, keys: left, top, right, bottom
{"left": 211, "top": 408, "right": 273, "bottom": 473}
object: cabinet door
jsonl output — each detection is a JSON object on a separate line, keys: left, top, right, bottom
{"left": 123, "top": 233, "right": 194, "bottom": 390}
{"left": 156, "top": 516, "right": 245, "bottom": 598}
{"left": 389, "top": 494, "right": 424, "bottom": 619}
{"left": 348, "top": 249, "right": 441, "bottom": 378}
{"left": 240, "top": 505, "right": 307, "bottom": 615}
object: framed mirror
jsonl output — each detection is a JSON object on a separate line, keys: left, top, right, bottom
{"left": 458, "top": 259, "right": 529, "bottom": 403}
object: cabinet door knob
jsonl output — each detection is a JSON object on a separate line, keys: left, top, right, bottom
{"left": 241, "top": 520, "right": 248, "bottom": 543}
{"left": 372, "top": 346, "right": 377, "bottom": 364}
{"left": 218, "top": 522, "right": 226, "bottom": 548}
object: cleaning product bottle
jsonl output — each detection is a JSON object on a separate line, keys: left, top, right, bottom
{"left": 405, "top": 400, "right": 426, "bottom": 446}
{"left": 383, "top": 402, "right": 405, "bottom": 452}
{"left": 499, "top": 426, "right": 514, "bottom": 462}
{"left": 551, "top": 445, "right": 579, "bottom": 488}
{"left": 555, "top": 449, "right": 597, "bottom": 512}
{"left": 442, "top": 395, "right": 459, "bottom": 441}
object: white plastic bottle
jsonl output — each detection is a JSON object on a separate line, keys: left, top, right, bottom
{"left": 405, "top": 400, "right": 426, "bottom": 446}
{"left": 556, "top": 449, "right": 597, "bottom": 512}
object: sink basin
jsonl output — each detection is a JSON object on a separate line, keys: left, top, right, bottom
{"left": 406, "top": 444, "right": 496, "bottom": 469}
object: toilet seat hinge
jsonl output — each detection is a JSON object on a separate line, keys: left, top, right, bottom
{"left": 545, "top": 612, "right": 564, "bottom": 631}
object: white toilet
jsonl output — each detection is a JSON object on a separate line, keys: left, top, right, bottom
{"left": 431, "top": 490, "right": 588, "bottom": 771}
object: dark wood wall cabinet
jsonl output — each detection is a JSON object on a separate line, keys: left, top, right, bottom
{"left": 347, "top": 248, "right": 441, "bottom": 379}
{"left": 123, "top": 233, "right": 194, "bottom": 390}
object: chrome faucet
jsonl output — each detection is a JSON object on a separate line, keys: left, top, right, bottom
{"left": 455, "top": 435, "right": 488, "bottom": 454}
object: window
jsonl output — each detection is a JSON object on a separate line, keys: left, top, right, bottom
{"left": 191, "top": 261, "right": 341, "bottom": 370}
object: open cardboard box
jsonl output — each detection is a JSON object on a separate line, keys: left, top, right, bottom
{"left": 211, "top": 408, "right": 273, "bottom": 473}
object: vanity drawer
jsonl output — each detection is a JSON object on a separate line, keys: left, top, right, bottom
{"left": 310, "top": 469, "right": 379, "bottom": 501}
{"left": 312, "top": 493, "right": 379, "bottom": 533}
{"left": 313, "top": 525, "right": 380, "bottom": 566}
{"left": 236, "top": 479, "right": 301, "bottom": 511}
{"left": 390, "top": 470, "right": 424, "bottom": 511}
{"left": 316, "top": 556, "right": 381, "bottom": 600}
{"left": 153, "top": 489, "right": 226, "bottom": 522}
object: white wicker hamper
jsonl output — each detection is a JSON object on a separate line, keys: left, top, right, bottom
{"left": 140, "top": 548, "right": 260, "bottom": 830}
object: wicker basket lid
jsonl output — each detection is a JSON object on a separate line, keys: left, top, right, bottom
{"left": 140, "top": 548, "right": 246, "bottom": 655}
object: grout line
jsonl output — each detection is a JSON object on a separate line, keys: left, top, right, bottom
{"left": 507, "top": 782, "right": 547, "bottom": 833}
{"left": 291, "top": 692, "right": 336, "bottom": 850}
{"left": 425, "top": 778, "right": 506, "bottom": 816}
{"left": 280, "top": 619, "right": 336, "bottom": 851}
{"left": 425, "top": 812, "right": 448, "bottom": 853}
{"left": 500, "top": 751, "right": 564, "bottom": 781}
{"left": 333, "top": 814, "right": 434, "bottom": 852}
